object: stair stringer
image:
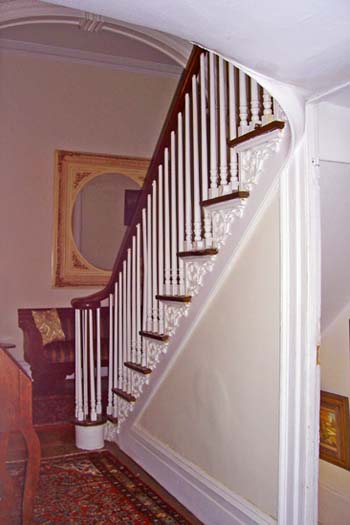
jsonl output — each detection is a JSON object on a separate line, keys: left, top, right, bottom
{"left": 104, "top": 122, "right": 291, "bottom": 444}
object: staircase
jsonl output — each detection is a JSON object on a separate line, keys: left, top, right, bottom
{"left": 71, "top": 46, "right": 288, "bottom": 448}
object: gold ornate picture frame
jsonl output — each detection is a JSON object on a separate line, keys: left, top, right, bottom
{"left": 52, "top": 150, "right": 149, "bottom": 287}
{"left": 320, "top": 390, "right": 350, "bottom": 470}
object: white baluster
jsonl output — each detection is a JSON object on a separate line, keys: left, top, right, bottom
{"left": 88, "top": 309, "right": 97, "bottom": 421}
{"left": 164, "top": 149, "right": 172, "bottom": 290}
{"left": 170, "top": 132, "right": 178, "bottom": 293}
{"left": 250, "top": 78, "right": 260, "bottom": 128}
{"left": 75, "top": 309, "right": 84, "bottom": 421}
{"left": 239, "top": 70, "right": 249, "bottom": 135}
{"left": 263, "top": 88, "right": 273, "bottom": 124}
{"left": 132, "top": 234, "right": 137, "bottom": 365}
{"left": 122, "top": 260, "right": 127, "bottom": 390}
{"left": 200, "top": 53, "right": 209, "bottom": 203}
{"left": 96, "top": 306, "right": 102, "bottom": 415}
{"left": 127, "top": 248, "right": 132, "bottom": 392}
{"left": 192, "top": 75, "right": 202, "bottom": 246}
{"left": 112, "top": 286, "right": 118, "bottom": 418}
{"left": 274, "top": 99, "right": 283, "bottom": 120}
{"left": 184, "top": 94, "right": 192, "bottom": 249}
{"left": 177, "top": 113, "right": 185, "bottom": 292}
{"left": 82, "top": 309, "right": 88, "bottom": 418}
{"left": 107, "top": 295, "right": 113, "bottom": 415}
{"left": 228, "top": 63, "right": 238, "bottom": 191}
{"left": 118, "top": 273, "right": 123, "bottom": 389}
{"left": 209, "top": 52, "right": 218, "bottom": 198}
{"left": 142, "top": 209, "right": 148, "bottom": 334}
{"left": 142, "top": 209, "right": 148, "bottom": 367}
{"left": 147, "top": 194, "right": 152, "bottom": 331}
{"left": 158, "top": 166, "right": 165, "bottom": 330}
{"left": 201, "top": 68, "right": 212, "bottom": 248}
{"left": 218, "top": 56, "right": 229, "bottom": 193}
{"left": 136, "top": 224, "right": 142, "bottom": 358}
{"left": 152, "top": 182, "right": 159, "bottom": 329}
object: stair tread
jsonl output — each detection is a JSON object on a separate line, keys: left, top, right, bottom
{"left": 124, "top": 361, "right": 152, "bottom": 375}
{"left": 112, "top": 388, "right": 136, "bottom": 403}
{"left": 74, "top": 414, "right": 106, "bottom": 427}
{"left": 139, "top": 330, "right": 169, "bottom": 342}
{"left": 202, "top": 190, "right": 250, "bottom": 207}
{"left": 107, "top": 415, "right": 119, "bottom": 424}
{"left": 178, "top": 248, "right": 218, "bottom": 257}
{"left": 228, "top": 120, "right": 285, "bottom": 148}
{"left": 156, "top": 294, "right": 192, "bottom": 303}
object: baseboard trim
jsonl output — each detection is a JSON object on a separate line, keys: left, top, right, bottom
{"left": 120, "top": 426, "right": 277, "bottom": 525}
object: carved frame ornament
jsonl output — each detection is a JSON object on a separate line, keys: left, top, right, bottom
{"left": 52, "top": 150, "right": 149, "bottom": 287}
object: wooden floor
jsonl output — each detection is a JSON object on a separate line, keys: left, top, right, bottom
{"left": 7, "top": 424, "right": 202, "bottom": 524}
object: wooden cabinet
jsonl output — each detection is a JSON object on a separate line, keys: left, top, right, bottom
{"left": 0, "top": 346, "right": 41, "bottom": 524}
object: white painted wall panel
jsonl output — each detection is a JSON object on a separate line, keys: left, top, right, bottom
{"left": 139, "top": 194, "right": 280, "bottom": 518}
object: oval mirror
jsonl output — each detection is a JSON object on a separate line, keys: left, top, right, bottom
{"left": 72, "top": 172, "right": 140, "bottom": 271}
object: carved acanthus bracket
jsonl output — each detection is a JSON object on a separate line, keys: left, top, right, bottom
{"left": 131, "top": 372, "right": 149, "bottom": 398}
{"left": 164, "top": 302, "right": 190, "bottom": 336}
{"left": 104, "top": 420, "right": 118, "bottom": 442}
{"left": 145, "top": 339, "right": 168, "bottom": 370}
{"left": 239, "top": 133, "right": 283, "bottom": 191}
{"left": 116, "top": 397, "right": 135, "bottom": 429}
{"left": 209, "top": 200, "right": 247, "bottom": 249}
{"left": 185, "top": 256, "right": 216, "bottom": 296}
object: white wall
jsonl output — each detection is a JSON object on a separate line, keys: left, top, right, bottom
{"left": 318, "top": 102, "right": 350, "bottom": 164}
{"left": 320, "top": 161, "right": 350, "bottom": 331}
{"left": 0, "top": 50, "right": 177, "bottom": 359}
{"left": 138, "top": 193, "right": 280, "bottom": 518}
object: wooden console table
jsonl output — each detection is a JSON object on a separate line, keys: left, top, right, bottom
{"left": 0, "top": 346, "right": 41, "bottom": 524}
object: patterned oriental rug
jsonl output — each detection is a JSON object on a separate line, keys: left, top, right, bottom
{"left": 1, "top": 451, "right": 197, "bottom": 524}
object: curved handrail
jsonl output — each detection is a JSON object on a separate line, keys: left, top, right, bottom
{"left": 72, "top": 45, "right": 202, "bottom": 309}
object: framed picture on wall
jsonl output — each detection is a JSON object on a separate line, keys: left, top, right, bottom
{"left": 320, "top": 390, "right": 350, "bottom": 469}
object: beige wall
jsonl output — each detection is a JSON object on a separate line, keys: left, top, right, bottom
{"left": 0, "top": 51, "right": 177, "bottom": 359}
{"left": 139, "top": 193, "right": 280, "bottom": 518}
{"left": 319, "top": 306, "right": 350, "bottom": 525}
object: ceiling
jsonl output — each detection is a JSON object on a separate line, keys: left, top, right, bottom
{"left": 42, "top": 0, "right": 350, "bottom": 99}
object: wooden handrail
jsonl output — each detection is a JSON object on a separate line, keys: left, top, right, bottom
{"left": 72, "top": 45, "right": 202, "bottom": 309}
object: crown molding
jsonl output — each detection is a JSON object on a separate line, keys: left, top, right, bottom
{"left": 0, "top": 38, "right": 183, "bottom": 77}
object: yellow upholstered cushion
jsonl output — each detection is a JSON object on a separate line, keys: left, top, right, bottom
{"left": 32, "top": 309, "right": 65, "bottom": 346}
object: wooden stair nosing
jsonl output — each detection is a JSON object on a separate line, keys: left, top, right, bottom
{"left": 201, "top": 190, "right": 250, "bottom": 208}
{"left": 112, "top": 388, "right": 136, "bottom": 403}
{"left": 139, "top": 330, "right": 169, "bottom": 342}
{"left": 228, "top": 120, "right": 285, "bottom": 148}
{"left": 178, "top": 248, "right": 218, "bottom": 258}
{"left": 156, "top": 294, "right": 192, "bottom": 303}
{"left": 107, "top": 415, "right": 119, "bottom": 424}
{"left": 124, "top": 361, "right": 152, "bottom": 375}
